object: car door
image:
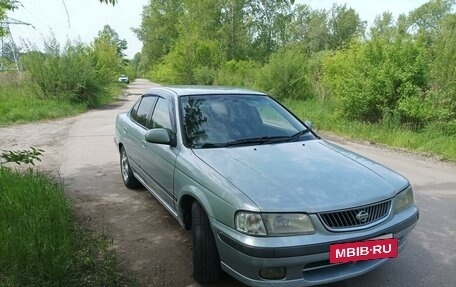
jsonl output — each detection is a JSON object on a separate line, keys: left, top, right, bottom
{"left": 140, "top": 96, "right": 179, "bottom": 211}
{"left": 124, "top": 95, "right": 157, "bottom": 176}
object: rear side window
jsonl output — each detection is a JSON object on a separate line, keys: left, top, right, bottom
{"left": 130, "top": 100, "right": 141, "bottom": 120}
{"left": 132, "top": 96, "right": 157, "bottom": 127}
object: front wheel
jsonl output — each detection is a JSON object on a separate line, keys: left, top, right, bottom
{"left": 192, "top": 201, "right": 222, "bottom": 282}
{"left": 120, "top": 146, "right": 140, "bottom": 189}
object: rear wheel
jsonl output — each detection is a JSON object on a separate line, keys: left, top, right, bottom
{"left": 120, "top": 146, "right": 140, "bottom": 189}
{"left": 191, "top": 201, "right": 222, "bottom": 282}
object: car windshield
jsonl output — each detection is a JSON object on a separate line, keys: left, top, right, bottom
{"left": 180, "top": 94, "right": 315, "bottom": 148}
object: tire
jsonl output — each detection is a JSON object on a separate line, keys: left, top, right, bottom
{"left": 192, "top": 201, "right": 222, "bottom": 283}
{"left": 120, "top": 146, "right": 141, "bottom": 189}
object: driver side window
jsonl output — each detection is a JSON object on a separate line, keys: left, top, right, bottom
{"left": 151, "top": 97, "right": 173, "bottom": 135}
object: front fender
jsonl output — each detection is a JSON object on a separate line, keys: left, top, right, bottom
{"left": 174, "top": 148, "right": 259, "bottom": 229}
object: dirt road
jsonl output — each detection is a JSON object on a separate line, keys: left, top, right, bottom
{"left": 1, "top": 78, "right": 455, "bottom": 286}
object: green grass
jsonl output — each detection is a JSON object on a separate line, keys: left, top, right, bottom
{"left": 0, "top": 84, "right": 87, "bottom": 125}
{"left": 104, "top": 82, "right": 128, "bottom": 105}
{"left": 0, "top": 167, "right": 131, "bottom": 287}
{"left": 286, "top": 98, "right": 456, "bottom": 161}
{"left": 0, "top": 81, "right": 126, "bottom": 126}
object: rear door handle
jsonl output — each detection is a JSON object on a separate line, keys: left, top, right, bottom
{"left": 123, "top": 127, "right": 127, "bottom": 134}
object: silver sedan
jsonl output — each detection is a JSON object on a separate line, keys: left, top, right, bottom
{"left": 115, "top": 86, "right": 419, "bottom": 287}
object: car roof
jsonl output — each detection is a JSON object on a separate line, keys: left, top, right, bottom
{"left": 144, "top": 85, "right": 267, "bottom": 97}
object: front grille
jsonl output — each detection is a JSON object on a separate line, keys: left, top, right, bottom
{"left": 318, "top": 200, "right": 392, "bottom": 231}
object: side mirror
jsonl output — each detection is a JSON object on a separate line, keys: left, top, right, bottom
{"left": 145, "top": 128, "right": 171, "bottom": 144}
{"left": 304, "top": 120, "right": 312, "bottom": 130}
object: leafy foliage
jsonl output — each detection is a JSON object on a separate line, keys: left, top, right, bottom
{"left": 427, "top": 13, "right": 456, "bottom": 123}
{"left": 93, "top": 26, "right": 126, "bottom": 80}
{"left": 98, "top": 0, "right": 117, "bottom": 4}
{"left": 322, "top": 34, "right": 428, "bottom": 124}
{"left": 132, "top": 0, "right": 184, "bottom": 70}
{"left": 137, "top": 0, "right": 456, "bottom": 136}
{"left": 0, "top": 1, "right": 16, "bottom": 36}
{"left": 20, "top": 27, "right": 127, "bottom": 108}
{"left": 257, "top": 46, "right": 312, "bottom": 100}
{"left": 214, "top": 60, "right": 260, "bottom": 87}
{"left": 0, "top": 147, "right": 44, "bottom": 166}
{"left": 97, "top": 24, "right": 128, "bottom": 59}
{"left": 321, "top": 0, "right": 456, "bottom": 132}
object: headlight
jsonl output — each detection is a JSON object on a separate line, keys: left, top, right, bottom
{"left": 235, "top": 212, "right": 266, "bottom": 235}
{"left": 235, "top": 212, "right": 314, "bottom": 236}
{"left": 263, "top": 213, "right": 314, "bottom": 235}
{"left": 394, "top": 186, "right": 414, "bottom": 213}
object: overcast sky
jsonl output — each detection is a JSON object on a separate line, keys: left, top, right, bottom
{"left": 7, "top": 0, "right": 430, "bottom": 59}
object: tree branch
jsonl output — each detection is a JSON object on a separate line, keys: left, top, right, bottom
{"left": 99, "top": 0, "right": 117, "bottom": 5}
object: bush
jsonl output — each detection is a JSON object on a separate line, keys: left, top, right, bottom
{"left": 322, "top": 37, "right": 428, "bottom": 124}
{"left": 21, "top": 38, "right": 110, "bottom": 108}
{"left": 149, "top": 38, "right": 224, "bottom": 85}
{"left": 193, "top": 66, "right": 216, "bottom": 85}
{"left": 427, "top": 14, "right": 456, "bottom": 124}
{"left": 214, "top": 60, "right": 261, "bottom": 87}
{"left": 256, "top": 46, "right": 313, "bottom": 100}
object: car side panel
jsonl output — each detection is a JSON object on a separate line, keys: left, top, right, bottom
{"left": 116, "top": 113, "right": 141, "bottom": 167}
{"left": 123, "top": 116, "right": 148, "bottom": 174}
{"left": 141, "top": 141, "right": 179, "bottom": 209}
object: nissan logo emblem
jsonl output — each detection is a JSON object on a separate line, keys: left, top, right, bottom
{"left": 356, "top": 210, "right": 369, "bottom": 223}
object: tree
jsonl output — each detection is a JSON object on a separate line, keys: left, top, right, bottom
{"left": 408, "top": 0, "right": 455, "bottom": 33}
{"left": 93, "top": 26, "right": 125, "bottom": 78}
{"left": 98, "top": 24, "right": 127, "bottom": 58}
{"left": 0, "top": 0, "right": 17, "bottom": 36}
{"left": 289, "top": 4, "right": 330, "bottom": 53}
{"left": 370, "top": 12, "right": 396, "bottom": 40}
{"left": 133, "top": 0, "right": 184, "bottom": 69}
{"left": 427, "top": 14, "right": 456, "bottom": 122}
{"left": 219, "top": 0, "right": 252, "bottom": 60}
{"left": 250, "top": 0, "right": 292, "bottom": 60}
{"left": 328, "top": 4, "right": 365, "bottom": 50}
{"left": 99, "top": 0, "right": 117, "bottom": 4}
{"left": 161, "top": 0, "right": 225, "bottom": 84}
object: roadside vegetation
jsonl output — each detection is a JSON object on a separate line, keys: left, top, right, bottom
{"left": 0, "top": 150, "right": 131, "bottom": 286}
{"left": 135, "top": 0, "right": 456, "bottom": 161}
{"left": 0, "top": 24, "right": 134, "bottom": 126}
{"left": 1, "top": 1, "right": 136, "bottom": 286}
{"left": 287, "top": 99, "right": 456, "bottom": 161}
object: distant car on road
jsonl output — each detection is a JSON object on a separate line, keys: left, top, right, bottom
{"left": 114, "top": 86, "right": 418, "bottom": 287}
{"left": 118, "top": 74, "right": 129, "bottom": 84}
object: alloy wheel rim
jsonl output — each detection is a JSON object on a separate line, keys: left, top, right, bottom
{"left": 121, "top": 150, "right": 129, "bottom": 181}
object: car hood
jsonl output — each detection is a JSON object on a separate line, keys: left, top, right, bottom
{"left": 192, "top": 140, "right": 408, "bottom": 213}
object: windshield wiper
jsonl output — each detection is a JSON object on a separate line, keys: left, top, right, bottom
{"left": 225, "top": 136, "right": 287, "bottom": 147}
{"left": 289, "top": 128, "right": 310, "bottom": 140}
{"left": 197, "top": 142, "right": 227, "bottom": 148}
{"left": 261, "top": 129, "right": 310, "bottom": 144}
{"left": 212, "top": 130, "right": 311, "bottom": 148}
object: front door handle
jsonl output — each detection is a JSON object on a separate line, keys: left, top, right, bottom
{"left": 123, "top": 127, "right": 127, "bottom": 134}
{"left": 141, "top": 140, "right": 146, "bottom": 148}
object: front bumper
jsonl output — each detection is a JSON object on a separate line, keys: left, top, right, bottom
{"left": 211, "top": 206, "right": 418, "bottom": 287}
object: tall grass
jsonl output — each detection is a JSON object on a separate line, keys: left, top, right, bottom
{"left": 0, "top": 73, "right": 123, "bottom": 126}
{"left": 2, "top": 36, "right": 128, "bottom": 126}
{"left": 0, "top": 167, "right": 129, "bottom": 286}
{"left": 287, "top": 98, "right": 456, "bottom": 161}
{"left": 21, "top": 41, "right": 110, "bottom": 108}
{"left": 0, "top": 83, "right": 87, "bottom": 125}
